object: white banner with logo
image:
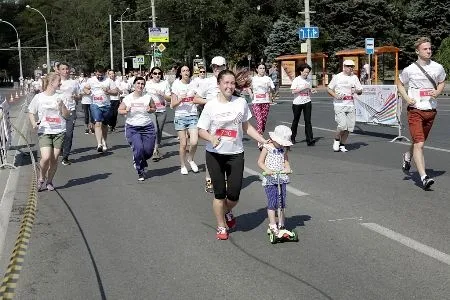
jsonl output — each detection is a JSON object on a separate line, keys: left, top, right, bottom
{"left": 355, "top": 85, "right": 400, "bottom": 126}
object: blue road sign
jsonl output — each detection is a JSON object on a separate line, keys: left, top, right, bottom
{"left": 365, "top": 38, "right": 375, "bottom": 54}
{"left": 298, "top": 27, "right": 320, "bottom": 40}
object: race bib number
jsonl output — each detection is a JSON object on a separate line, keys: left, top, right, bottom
{"left": 342, "top": 96, "right": 354, "bottom": 100}
{"left": 255, "top": 93, "right": 268, "bottom": 99}
{"left": 155, "top": 101, "right": 165, "bottom": 109}
{"left": 131, "top": 102, "right": 147, "bottom": 111}
{"left": 45, "top": 116, "right": 61, "bottom": 124}
{"left": 215, "top": 129, "right": 237, "bottom": 139}
{"left": 419, "top": 89, "right": 433, "bottom": 97}
{"left": 181, "top": 96, "right": 194, "bottom": 103}
{"left": 93, "top": 95, "right": 105, "bottom": 102}
{"left": 299, "top": 91, "right": 310, "bottom": 96}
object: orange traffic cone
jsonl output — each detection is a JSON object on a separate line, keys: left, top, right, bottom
{"left": 9, "top": 94, "right": 14, "bottom": 102}
{"left": 14, "top": 91, "right": 19, "bottom": 99}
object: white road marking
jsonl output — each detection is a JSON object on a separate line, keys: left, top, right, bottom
{"left": 280, "top": 122, "right": 450, "bottom": 153}
{"left": 328, "top": 217, "right": 364, "bottom": 222}
{"left": 361, "top": 223, "right": 450, "bottom": 266}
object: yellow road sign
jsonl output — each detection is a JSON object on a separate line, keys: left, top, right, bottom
{"left": 157, "top": 44, "right": 166, "bottom": 52}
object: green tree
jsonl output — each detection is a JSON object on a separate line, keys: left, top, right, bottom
{"left": 436, "top": 37, "right": 450, "bottom": 76}
{"left": 264, "top": 15, "right": 300, "bottom": 63}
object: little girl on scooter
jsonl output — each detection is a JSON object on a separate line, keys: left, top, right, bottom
{"left": 257, "top": 125, "right": 293, "bottom": 238}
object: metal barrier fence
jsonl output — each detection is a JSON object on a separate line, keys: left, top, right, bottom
{"left": 0, "top": 98, "right": 15, "bottom": 170}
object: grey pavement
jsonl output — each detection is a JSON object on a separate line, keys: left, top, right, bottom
{"left": 1, "top": 90, "right": 450, "bottom": 299}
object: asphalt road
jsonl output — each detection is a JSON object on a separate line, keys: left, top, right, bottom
{"left": 2, "top": 88, "right": 450, "bottom": 299}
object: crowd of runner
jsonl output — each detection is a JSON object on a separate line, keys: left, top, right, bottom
{"left": 26, "top": 37, "right": 446, "bottom": 240}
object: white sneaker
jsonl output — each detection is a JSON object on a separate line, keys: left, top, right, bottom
{"left": 102, "top": 144, "right": 108, "bottom": 152}
{"left": 180, "top": 166, "right": 188, "bottom": 175}
{"left": 339, "top": 145, "right": 348, "bottom": 152}
{"left": 333, "top": 140, "right": 340, "bottom": 152}
{"left": 188, "top": 160, "right": 199, "bottom": 173}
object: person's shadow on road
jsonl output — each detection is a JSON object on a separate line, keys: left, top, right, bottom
{"left": 56, "top": 172, "right": 112, "bottom": 189}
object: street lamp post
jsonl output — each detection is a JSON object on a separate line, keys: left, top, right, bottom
{"left": 0, "top": 19, "right": 23, "bottom": 82}
{"left": 26, "top": 5, "right": 50, "bottom": 74}
{"left": 120, "top": 7, "right": 130, "bottom": 76}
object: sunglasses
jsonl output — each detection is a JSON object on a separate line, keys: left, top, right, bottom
{"left": 199, "top": 71, "right": 206, "bottom": 73}
{"left": 152, "top": 72, "right": 161, "bottom": 75}
{"left": 344, "top": 65, "right": 355, "bottom": 68}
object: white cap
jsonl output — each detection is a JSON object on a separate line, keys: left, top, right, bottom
{"left": 343, "top": 59, "right": 355, "bottom": 66}
{"left": 269, "top": 125, "right": 293, "bottom": 147}
{"left": 211, "top": 56, "right": 226, "bottom": 66}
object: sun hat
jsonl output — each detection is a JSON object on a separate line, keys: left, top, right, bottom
{"left": 211, "top": 56, "right": 226, "bottom": 66}
{"left": 343, "top": 59, "right": 355, "bottom": 66}
{"left": 269, "top": 125, "right": 293, "bottom": 147}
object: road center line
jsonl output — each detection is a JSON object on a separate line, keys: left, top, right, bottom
{"left": 361, "top": 223, "right": 450, "bottom": 266}
{"left": 280, "top": 121, "right": 450, "bottom": 153}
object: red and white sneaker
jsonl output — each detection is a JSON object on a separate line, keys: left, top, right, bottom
{"left": 225, "top": 211, "right": 236, "bottom": 230}
{"left": 216, "top": 226, "right": 229, "bottom": 240}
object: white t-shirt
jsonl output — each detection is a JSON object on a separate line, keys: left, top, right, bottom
{"left": 290, "top": 76, "right": 312, "bottom": 105}
{"left": 171, "top": 79, "right": 197, "bottom": 117}
{"left": 251, "top": 75, "right": 275, "bottom": 104}
{"left": 197, "top": 95, "right": 252, "bottom": 155}
{"left": 196, "top": 76, "right": 218, "bottom": 102}
{"left": 110, "top": 78, "right": 121, "bottom": 101}
{"left": 145, "top": 80, "right": 171, "bottom": 112}
{"left": 122, "top": 93, "right": 153, "bottom": 127}
{"left": 86, "top": 77, "right": 116, "bottom": 107}
{"left": 28, "top": 92, "right": 66, "bottom": 134}
{"left": 79, "top": 81, "right": 92, "bottom": 104}
{"left": 399, "top": 60, "right": 446, "bottom": 110}
{"left": 58, "top": 79, "right": 79, "bottom": 111}
{"left": 328, "top": 72, "right": 362, "bottom": 107}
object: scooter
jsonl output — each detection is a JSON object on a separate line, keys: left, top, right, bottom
{"left": 262, "top": 170, "right": 299, "bottom": 244}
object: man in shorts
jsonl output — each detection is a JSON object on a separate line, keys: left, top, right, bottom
{"left": 397, "top": 37, "right": 446, "bottom": 190}
{"left": 327, "top": 59, "right": 363, "bottom": 152}
{"left": 84, "top": 66, "right": 118, "bottom": 152}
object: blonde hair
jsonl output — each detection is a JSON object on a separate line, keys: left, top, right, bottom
{"left": 414, "top": 37, "right": 431, "bottom": 49}
{"left": 42, "top": 72, "right": 60, "bottom": 91}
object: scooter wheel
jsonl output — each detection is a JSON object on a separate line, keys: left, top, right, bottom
{"left": 291, "top": 229, "right": 299, "bottom": 242}
{"left": 269, "top": 232, "right": 277, "bottom": 244}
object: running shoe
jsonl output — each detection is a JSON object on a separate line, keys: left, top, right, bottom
{"left": 138, "top": 173, "right": 145, "bottom": 181}
{"left": 61, "top": 158, "right": 72, "bottom": 166}
{"left": 402, "top": 153, "right": 411, "bottom": 173}
{"left": 333, "top": 140, "right": 340, "bottom": 152}
{"left": 225, "top": 211, "right": 236, "bottom": 230}
{"left": 89, "top": 128, "right": 95, "bottom": 134}
{"left": 85, "top": 129, "right": 89, "bottom": 135}
{"left": 37, "top": 180, "right": 45, "bottom": 192}
{"left": 188, "top": 160, "right": 199, "bottom": 173}
{"left": 180, "top": 166, "right": 188, "bottom": 175}
{"left": 422, "top": 176, "right": 435, "bottom": 190}
{"left": 97, "top": 145, "right": 103, "bottom": 153}
{"left": 339, "top": 145, "right": 348, "bottom": 152}
{"left": 216, "top": 226, "right": 229, "bottom": 240}
{"left": 102, "top": 144, "right": 108, "bottom": 152}
{"left": 267, "top": 224, "right": 280, "bottom": 236}
{"left": 152, "top": 149, "right": 160, "bottom": 161}
{"left": 46, "top": 183, "right": 55, "bottom": 191}
{"left": 205, "top": 179, "right": 213, "bottom": 193}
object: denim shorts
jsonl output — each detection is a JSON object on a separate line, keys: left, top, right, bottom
{"left": 90, "top": 105, "right": 111, "bottom": 123}
{"left": 173, "top": 115, "right": 198, "bottom": 131}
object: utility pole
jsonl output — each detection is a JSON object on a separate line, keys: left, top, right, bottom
{"left": 151, "top": 0, "right": 156, "bottom": 68}
{"left": 109, "top": 15, "right": 113, "bottom": 70}
{"left": 299, "top": 0, "right": 315, "bottom": 79}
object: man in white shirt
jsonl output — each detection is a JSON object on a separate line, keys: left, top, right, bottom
{"left": 327, "top": 59, "right": 363, "bottom": 152}
{"left": 58, "top": 62, "right": 81, "bottom": 165}
{"left": 108, "top": 70, "right": 121, "bottom": 132}
{"left": 397, "top": 37, "right": 446, "bottom": 190}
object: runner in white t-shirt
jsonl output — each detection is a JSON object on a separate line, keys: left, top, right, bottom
{"left": 108, "top": 70, "right": 121, "bottom": 132}
{"left": 79, "top": 73, "right": 94, "bottom": 135}
{"left": 84, "top": 66, "right": 118, "bottom": 153}
{"left": 290, "top": 63, "right": 316, "bottom": 146}
{"left": 28, "top": 72, "right": 70, "bottom": 192}
{"left": 171, "top": 65, "right": 199, "bottom": 175}
{"left": 145, "top": 66, "right": 171, "bottom": 161}
{"left": 57, "top": 62, "right": 81, "bottom": 165}
{"left": 397, "top": 37, "right": 447, "bottom": 190}
{"left": 197, "top": 69, "right": 268, "bottom": 240}
{"left": 327, "top": 59, "right": 363, "bottom": 152}
{"left": 118, "top": 76, "right": 156, "bottom": 181}
{"left": 251, "top": 63, "right": 275, "bottom": 149}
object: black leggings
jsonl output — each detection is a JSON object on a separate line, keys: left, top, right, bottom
{"left": 206, "top": 151, "right": 244, "bottom": 201}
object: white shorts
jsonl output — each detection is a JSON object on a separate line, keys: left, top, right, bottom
{"left": 334, "top": 106, "right": 355, "bottom": 132}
